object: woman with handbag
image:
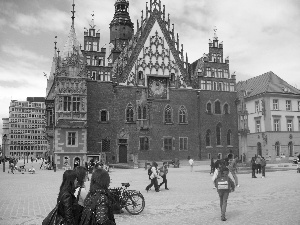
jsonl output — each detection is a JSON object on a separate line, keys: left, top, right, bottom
{"left": 145, "top": 161, "right": 160, "bottom": 192}
{"left": 79, "top": 168, "right": 116, "bottom": 225}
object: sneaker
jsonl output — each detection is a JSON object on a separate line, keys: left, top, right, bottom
{"left": 236, "top": 185, "right": 240, "bottom": 187}
{"left": 221, "top": 217, "right": 227, "bottom": 221}
{"left": 165, "top": 188, "right": 169, "bottom": 190}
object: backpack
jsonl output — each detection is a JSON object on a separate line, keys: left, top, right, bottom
{"left": 216, "top": 176, "right": 230, "bottom": 191}
{"left": 148, "top": 167, "right": 152, "bottom": 179}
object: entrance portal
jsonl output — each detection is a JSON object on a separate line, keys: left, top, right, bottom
{"left": 119, "top": 145, "right": 127, "bottom": 163}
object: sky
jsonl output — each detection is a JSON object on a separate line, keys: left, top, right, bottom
{"left": 0, "top": 0, "right": 300, "bottom": 143}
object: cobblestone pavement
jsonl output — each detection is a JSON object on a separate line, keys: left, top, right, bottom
{"left": 0, "top": 160, "right": 299, "bottom": 225}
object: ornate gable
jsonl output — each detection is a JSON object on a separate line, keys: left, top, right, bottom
{"left": 112, "top": 0, "right": 190, "bottom": 88}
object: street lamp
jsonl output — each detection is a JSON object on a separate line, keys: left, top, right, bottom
{"left": 2, "top": 134, "right": 7, "bottom": 172}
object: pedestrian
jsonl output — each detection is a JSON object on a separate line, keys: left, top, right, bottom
{"left": 251, "top": 157, "right": 257, "bottom": 178}
{"left": 40, "top": 160, "right": 44, "bottom": 170}
{"left": 261, "top": 157, "right": 266, "bottom": 178}
{"left": 74, "top": 159, "right": 79, "bottom": 169}
{"left": 158, "top": 162, "right": 169, "bottom": 190}
{"left": 56, "top": 170, "right": 80, "bottom": 225}
{"left": 228, "top": 154, "right": 240, "bottom": 187}
{"left": 188, "top": 156, "right": 194, "bottom": 172}
{"left": 84, "top": 162, "right": 90, "bottom": 181}
{"left": 255, "top": 155, "right": 262, "bottom": 174}
{"left": 79, "top": 168, "right": 116, "bottom": 225}
{"left": 210, "top": 158, "right": 215, "bottom": 175}
{"left": 146, "top": 161, "right": 160, "bottom": 192}
{"left": 215, "top": 167, "right": 235, "bottom": 221}
{"left": 74, "top": 166, "right": 88, "bottom": 224}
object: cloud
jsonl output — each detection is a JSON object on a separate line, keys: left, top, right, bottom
{"left": 10, "top": 9, "right": 70, "bottom": 35}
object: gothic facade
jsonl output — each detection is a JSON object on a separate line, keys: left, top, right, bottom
{"left": 45, "top": 0, "right": 238, "bottom": 168}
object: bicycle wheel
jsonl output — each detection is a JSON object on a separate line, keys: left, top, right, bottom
{"left": 125, "top": 192, "right": 145, "bottom": 215}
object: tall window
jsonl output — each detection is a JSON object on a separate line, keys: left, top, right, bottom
{"left": 273, "top": 99, "right": 279, "bottom": 110}
{"left": 164, "top": 105, "right": 172, "bottom": 123}
{"left": 63, "top": 97, "right": 71, "bottom": 112}
{"left": 207, "top": 81, "right": 212, "bottom": 90}
{"left": 102, "top": 139, "right": 110, "bottom": 152}
{"left": 179, "top": 106, "right": 187, "bottom": 123}
{"left": 92, "top": 56, "right": 97, "bottom": 66}
{"left": 255, "top": 101, "right": 260, "bottom": 112}
{"left": 93, "top": 42, "right": 98, "bottom": 51}
{"left": 275, "top": 141, "right": 280, "bottom": 156}
{"left": 137, "top": 105, "right": 147, "bottom": 120}
{"left": 142, "top": 106, "right": 147, "bottom": 119}
{"left": 72, "top": 97, "right": 80, "bottom": 112}
{"left": 86, "top": 42, "right": 92, "bottom": 51}
{"left": 298, "top": 101, "right": 300, "bottom": 111}
{"left": 216, "top": 124, "right": 221, "bottom": 145}
{"left": 286, "top": 100, "right": 291, "bottom": 111}
{"left": 274, "top": 119, "right": 280, "bottom": 131}
{"left": 163, "top": 137, "right": 173, "bottom": 151}
{"left": 205, "top": 130, "right": 211, "bottom": 146}
{"left": 227, "top": 130, "right": 231, "bottom": 145}
{"left": 201, "top": 80, "right": 206, "bottom": 90}
{"left": 138, "top": 71, "right": 144, "bottom": 80}
{"left": 86, "top": 56, "right": 91, "bottom": 65}
{"left": 140, "top": 137, "right": 149, "bottom": 151}
{"left": 179, "top": 137, "right": 188, "bottom": 151}
{"left": 206, "top": 67, "right": 211, "bottom": 77}
{"left": 207, "top": 102, "right": 212, "bottom": 114}
{"left": 100, "top": 110, "right": 108, "bottom": 122}
{"left": 67, "top": 132, "right": 76, "bottom": 146}
{"left": 224, "top": 69, "right": 229, "bottom": 78}
{"left": 138, "top": 106, "right": 142, "bottom": 120}
{"left": 288, "top": 142, "right": 293, "bottom": 157}
{"left": 224, "top": 104, "right": 229, "bottom": 114}
{"left": 218, "top": 69, "right": 223, "bottom": 78}
{"left": 215, "top": 101, "right": 221, "bottom": 114}
{"left": 256, "top": 120, "right": 261, "bottom": 132}
{"left": 287, "top": 119, "right": 293, "bottom": 131}
{"left": 126, "top": 104, "right": 134, "bottom": 122}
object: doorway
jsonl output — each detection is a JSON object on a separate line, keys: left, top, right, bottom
{"left": 257, "top": 142, "right": 262, "bottom": 156}
{"left": 119, "top": 145, "right": 127, "bottom": 163}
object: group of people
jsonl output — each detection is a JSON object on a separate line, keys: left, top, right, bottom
{"left": 251, "top": 155, "right": 267, "bottom": 178}
{"left": 45, "top": 167, "right": 116, "bottom": 225}
{"left": 145, "top": 161, "right": 169, "bottom": 192}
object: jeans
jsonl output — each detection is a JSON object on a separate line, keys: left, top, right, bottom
{"left": 146, "top": 177, "right": 159, "bottom": 191}
{"left": 159, "top": 174, "right": 167, "bottom": 189}
{"left": 218, "top": 191, "right": 230, "bottom": 218}
{"left": 231, "top": 171, "right": 238, "bottom": 186}
{"left": 261, "top": 166, "right": 265, "bottom": 177}
{"left": 252, "top": 168, "right": 256, "bottom": 178}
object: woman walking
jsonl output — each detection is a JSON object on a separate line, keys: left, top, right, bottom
{"left": 56, "top": 170, "right": 80, "bottom": 225}
{"left": 146, "top": 161, "right": 160, "bottom": 192}
{"left": 79, "top": 168, "right": 116, "bottom": 225}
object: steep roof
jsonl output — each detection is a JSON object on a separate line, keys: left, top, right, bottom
{"left": 237, "top": 71, "right": 300, "bottom": 98}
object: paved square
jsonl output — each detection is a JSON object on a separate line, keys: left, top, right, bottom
{"left": 0, "top": 161, "right": 299, "bottom": 225}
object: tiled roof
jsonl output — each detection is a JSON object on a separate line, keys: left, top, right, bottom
{"left": 237, "top": 71, "right": 300, "bottom": 98}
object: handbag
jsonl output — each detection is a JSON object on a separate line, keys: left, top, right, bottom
{"left": 42, "top": 195, "right": 64, "bottom": 225}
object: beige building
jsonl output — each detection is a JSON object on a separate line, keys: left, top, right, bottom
{"left": 7, "top": 97, "right": 47, "bottom": 159}
{"left": 237, "top": 72, "right": 300, "bottom": 163}
{"left": 2, "top": 118, "right": 9, "bottom": 157}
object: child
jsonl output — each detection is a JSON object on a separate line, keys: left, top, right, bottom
{"left": 215, "top": 167, "right": 235, "bottom": 221}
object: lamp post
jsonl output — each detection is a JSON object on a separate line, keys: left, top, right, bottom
{"left": 2, "top": 134, "right": 7, "bottom": 172}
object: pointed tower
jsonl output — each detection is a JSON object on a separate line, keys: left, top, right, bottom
{"left": 109, "top": 0, "right": 134, "bottom": 63}
{"left": 45, "top": 0, "right": 88, "bottom": 170}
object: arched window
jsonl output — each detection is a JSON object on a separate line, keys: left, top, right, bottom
{"left": 224, "top": 104, "right": 229, "bottom": 114}
{"left": 179, "top": 106, "right": 187, "bottom": 123}
{"left": 164, "top": 105, "right": 172, "bottom": 123}
{"left": 142, "top": 106, "right": 147, "bottom": 119}
{"left": 288, "top": 141, "right": 293, "bottom": 157}
{"left": 227, "top": 130, "right": 231, "bottom": 145}
{"left": 207, "top": 102, "right": 212, "bottom": 114}
{"left": 275, "top": 141, "right": 280, "bottom": 156}
{"left": 216, "top": 123, "right": 222, "bottom": 145}
{"left": 126, "top": 104, "right": 134, "bottom": 122}
{"left": 215, "top": 101, "right": 221, "bottom": 114}
{"left": 138, "top": 71, "right": 143, "bottom": 80}
{"left": 138, "top": 106, "right": 142, "bottom": 120}
{"left": 206, "top": 130, "right": 211, "bottom": 146}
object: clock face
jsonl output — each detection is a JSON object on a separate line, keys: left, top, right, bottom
{"left": 148, "top": 78, "right": 167, "bottom": 99}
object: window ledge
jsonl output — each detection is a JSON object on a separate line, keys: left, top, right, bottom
{"left": 178, "top": 122, "right": 188, "bottom": 125}
{"left": 125, "top": 121, "right": 136, "bottom": 124}
{"left": 98, "top": 121, "right": 109, "bottom": 124}
{"left": 227, "top": 145, "right": 233, "bottom": 147}
{"left": 164, "top": 122, "right": 174, "bottom": 125}
{"left": 216, "top": 145, "right": 223, "bottom": 147}
{"left": 206, "top": 146, "right": 213, "bottom": 148}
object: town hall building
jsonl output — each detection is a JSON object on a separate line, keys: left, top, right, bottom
{"left": 45, "top": 0, "right": 238, "bottom": 169}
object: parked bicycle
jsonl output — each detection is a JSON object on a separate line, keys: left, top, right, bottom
{"left": 109, "top": 182, "right": 145, "bottom": 215}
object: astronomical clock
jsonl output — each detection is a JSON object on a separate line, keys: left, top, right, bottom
{"left": 148, "top": 77, "right": 168, "bottom": 99}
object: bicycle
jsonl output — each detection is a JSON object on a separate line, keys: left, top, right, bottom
{"left": 109, "top": 182, "right": 145, "bottom": 215}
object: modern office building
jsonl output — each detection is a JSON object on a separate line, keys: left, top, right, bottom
{"left": 7, "top": 97, "right": 47, "bottom": 159}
